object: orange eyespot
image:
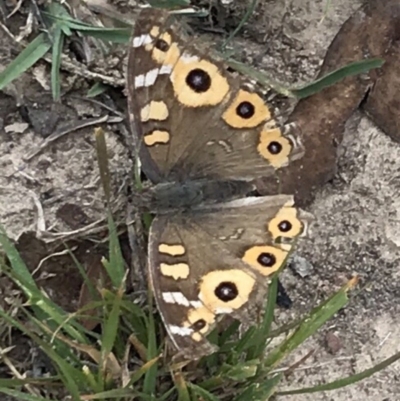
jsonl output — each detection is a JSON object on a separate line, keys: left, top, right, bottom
{"left": 222, "top": 90, "right": 271, "bottom": 128}
{"left": 242, "top": 245, "right": 288, "bottom": 276}
{"left": 185, "top": 307, "right": 215, "bottom": 334}
{"left": 170, "top": 60, "right": 230, "bottom": 107}
{"left": 198, "top": 269, "right": 255, "bottom": 311}
{"left": 268, "top": 206, "right": 303, "bottom": 246}
{"left": 257, "top": 128, "right": 292, "bottom": 168}
{"left": 145, "top": 30, "right": 180, "bottom": 65}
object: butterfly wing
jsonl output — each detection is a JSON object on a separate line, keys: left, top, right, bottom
{"left": 128, "top": 8, "right": 312, "bottom": 359}
{"left": 127, "top": 9, "right": 304, "bottom": 184}
{"left": 148, "top": 195, "right": 313, "bottom": 358}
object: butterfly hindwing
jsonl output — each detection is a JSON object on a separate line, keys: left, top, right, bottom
{"left": 127, "top": 9, "right": 304, "bottom": 184}
{"left": 148, "top": 195, "right": 313, "bottom": 358}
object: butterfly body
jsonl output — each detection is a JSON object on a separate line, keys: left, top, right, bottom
{"left": 127, "top": 9, "right": 313, "bottom": 359}
{"left": 133, "top": 179, "right": 255, "bottom": 212}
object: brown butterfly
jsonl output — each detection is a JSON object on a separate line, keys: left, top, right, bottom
{"left": 126, "top": 8, "right": 312, "bottom": 359}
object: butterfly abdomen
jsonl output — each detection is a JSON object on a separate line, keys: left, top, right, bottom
{"left": 135, "top": 179, "right": 255, "bottom": 213}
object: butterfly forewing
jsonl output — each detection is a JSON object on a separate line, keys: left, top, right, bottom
{"left": 127, "top": 9, "right": 304, "bottom": 184}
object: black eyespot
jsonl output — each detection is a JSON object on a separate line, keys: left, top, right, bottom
{"left": 154, "top": 39, "right": 169, "bottom": 52}
{"left": 278, "top": 220, "right": 292, "bottom": 232}
{"left": 215, "top": 282, "right": 238, "bottom": 302}
{"left": 236, "top": 101, "right": 255, "bottom": 119}
{"left": 186, "top": 69, "right": 211, "bottom": 93}
{"left": 257, "top": 252, "right": 276, "bottom": 267}
{"left": 267, "top": 141, "right": 282, "bottom": 155}
{"left": 192, "top": 319, "right": 206, "bottom": 331}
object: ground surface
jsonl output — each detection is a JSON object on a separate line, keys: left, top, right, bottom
{"left": 0, "top": 0, "right": 399, "bottom": 400}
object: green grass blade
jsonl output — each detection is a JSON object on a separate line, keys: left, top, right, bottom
{"left": 42, "top": 11, "right": 131, "bottom": 43}
{"left": 0, "top": 377, "right": 56, "bottom": 387}
{"left": 174, "top": 371, "right": 191, "bottom": 401}
{"left": 120, "top": 299, "right": 148, "bottom": 345}
{"left": 232, "top": 326, "right": 257, "bottom": 355}
{"left": 142, "top": 309, "right": 159, "bottom": 395}
{"left": 0, "top": 225, "right": 36, "bottom": 289}
{"left": 148, "top": 0, "right": 191, "bottom": 8}
{"left": 70, "top": 388, "right": 138, "bottom": 399}
{"left": 42, "top": 11, "right": 103, "bottom": 30}
{"left": 188, "top": 383, "right": 220, "bottom": 401}
{"left": 45, "top": 2, "right": 73, "bottom": 36}
{"left": 100, "top": 288, "right": 123, "bottom": 370}
{"left": 224, "top": 59, "right": 293, "bottom": 97}
{"left": 51, "top": 26, "right": 64, "bottom": 101}
{"left": 225, "top": 58, "right": 384, "bottom": 100}
{"left": 0, "top": 33, "right": 51, "bottom": 90}
{"left": 268, "top": 318, "right": 302, "bottom": 339}
{"left": 48, "top": 357, "right": 85, "bottom": 400}
{"left": 218, "top": 320, "right": 240, "bottom": 346}
{"left": 94, "top": 127, "right": 125, "bottom": 287}
{"left": 80, "top": 29, "right": 131, "bottom": 44}
{"left": 88, "top": 82, "right": 109, "bottom": 97}
{"left": 84, "top": 365, "right": 103, "bottom": 394}
{"left": 221, "top": 360, "right": 259, "bottom": 381}
{"left": 292, "top": 58, "right": 385, "bottom": 99}
{"left": 203, "top": 332, "right": 219, "bottom": 370}
{"left": 197, "top": 376, "right": 224, "bottom": 393}
{"left": 247, "top": 275, "right": 278, "bottom": 359}
{"left": 234, "top": 373, "right": 282, "bottom": 401}
{"left": 0, "top": 389, "right": 49, "bottom": 401}
{"left": 105, "top": 213, "right": 126, "bottom": 287}
{"left": 276, "top": 351, "right": 400, "bottom": 395}
{"left": 157, "top": 387, "right": 177, "bottom": 401}
{"left": 127, "top": 356, "right": 160, "bottom": 386}
{"left": 225, "top": 273, "right": 278, "bottom": 359}
{"left": 121, "top": 297, "right": 147, "bottom": 319}
{"left": 25, "top": 312, "right": 87, "bottom": 364}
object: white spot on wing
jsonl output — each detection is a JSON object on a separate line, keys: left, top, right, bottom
{"left": 134, "top": 66, "right": 173, "bottom": 88}
{"left": 168, "top": 325, "right": 193, "bottom": 336}
{"left": 160, "top": 65, "right": 173, "bottom": 75}
{"left": 134, "top": 68, "right": 159, "bottom": 88}
{"left": 132, "top": 34, "right": 152, "bottom": 48}
{"left": 162, "top": 292, "right": 203, "bottom": 309}
{"left": 162, "top": 292, "right": 190, "bottom": 306}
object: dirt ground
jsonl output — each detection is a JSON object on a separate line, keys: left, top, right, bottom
{"left": 0, "top": 0, "right": 399, "bottom": 400}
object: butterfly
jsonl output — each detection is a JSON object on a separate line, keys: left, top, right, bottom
{"left": 126, "top": 8, "right": 312, "bottom": 359}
